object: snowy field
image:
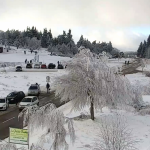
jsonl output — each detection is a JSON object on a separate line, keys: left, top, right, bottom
{"left": 0, "top": 47, "right": 125, "bottom": 98}
{"left": 1, "top": 47, "right": 150, "bottom": 150}
{"left": 0, "top": 47, "right": 70, "bottom": 97}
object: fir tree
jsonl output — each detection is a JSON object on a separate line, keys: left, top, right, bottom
{"left": 77, "top": 35, "right": 84, "bottom": 48}
{"left": 137, "top": 42, "right": 143, "bottom": 57}
{"left": 41, "top": 28, "right": 48, "bottom": 48}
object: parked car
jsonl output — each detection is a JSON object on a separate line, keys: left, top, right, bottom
{"left": 26, "top": 63, "right": 32, "bottom": 68}
{"left": 48, "top": 63, "right": 56, "bottom": 69}
{"left": 19, "top": 96, "right": 39, "bottom": 111}
{"left": 34, "top": 64, "right": 40, "bottom": 69}
{"left": 41, "top": 64, "right": 47, "bottom": 69}
{"left": 16, "top": 65, "right": 22, "bottom": 71}
{"left": 57, "top": 64, "right": 64, "bottom": 69}
{"left": 28, "top": 84, "right": 41, "bottom": 96}
{"left": 0, "top": 98, "right": 9, "bottom": 110}
{"left": 6, "top": 91, "right": 25, "bottom": 104}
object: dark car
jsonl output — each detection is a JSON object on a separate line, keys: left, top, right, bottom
{"left": 16, "top": 65, "right": 22, "bottom": 71}
{"left": 41, "top": 64, "right": 47, "bottom": 69}
{"left": 57, "top": 64, "right": 64, "bottom": 69}
{"left": 48, "top": 63, "right": 56, "bottom": 69}
{"left": 6, "top": 91, "right": 25, "bottom": 104}
{"left": 26, "top": 63, "right": 32, "bottom": 68}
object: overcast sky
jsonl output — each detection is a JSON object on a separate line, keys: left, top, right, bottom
{"left": 0, "top": 0, "right": 150, "bottom": 51}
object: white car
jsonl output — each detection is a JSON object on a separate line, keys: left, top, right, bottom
{"left": 19, "top": 96, "right": 39, "bottom": 111}
{"left": 34, "top": 64, "right": 40, "bottom": 69}
{"left": 28, "top": 84, "right": 41, "bottom": 96}
{"left": 0, "top": 98, "right": 9, "bottom": 110}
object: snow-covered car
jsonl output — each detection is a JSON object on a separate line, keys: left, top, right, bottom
{"left": 34, "top": 64, "right": 40, "bottom": 69}
{"left": 19, "top": 96, "right": 39, "bottom": 111}
{"left": 16, "top": 65, "right": 22, "bottom": 71}
{"left": 0, "top": 98, "right": 9, "bottom": 111}
{"left": 28, "top": 84, "right": 41, "bottom": 96}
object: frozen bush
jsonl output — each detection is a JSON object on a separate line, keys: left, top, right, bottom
{"left": 93, "top": 114, "right": 138, "bottom": 150}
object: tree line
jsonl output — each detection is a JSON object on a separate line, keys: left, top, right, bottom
{"left": 137, "top": 35, "right": 150, "bottom": 58}
{"left": 0, "top": 27, "right": 116, "bottom": 56}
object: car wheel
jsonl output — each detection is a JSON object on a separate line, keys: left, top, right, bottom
{"left": 5, "top": 106, "right": 7, "bottom": 111}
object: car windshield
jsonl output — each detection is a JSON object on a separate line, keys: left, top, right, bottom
{"left": 17, "top": 66, "right": 21, "bottom": 68}
{"left": 29, "top": 86, "right": 38, "bottom": 90}
{"left": 8, "top": 92, "right": 17, "bottom": 97}
{"left": 0, "top": 99, "right": 5, "bottom": 103}
{"left": 22, "top": 98, "right": 32, "bottom": 102}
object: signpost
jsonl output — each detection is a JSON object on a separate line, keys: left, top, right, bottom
{"left": 46, "top": 76, "right": 50, "bottom": 82}
{"left": 9, "top": 127, "right": 29, "bottom": 148}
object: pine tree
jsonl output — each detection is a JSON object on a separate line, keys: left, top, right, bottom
{"left": 41, "top": 28, "right": 48, "bottom": 48}
{"left": 67, "top": 41, "right": 78, "bottom": 55}
{"left": 66, "top": 29, "right": 72, "bottom": 44}
{"left": 108, "top": 41, "right": 113, "bottom": 53}
{"left": 141, "top": 41, "right": 147, "bottom": 58}
{"left": 147, "top": 35, "right": 150, "bottom": 48}
{"left": 137, "top": 42, "right": 143, "bottom": 57}
{"left": 48, "top": 29, "right": 52, "bottom": 38}
{"left": 77, "top": 35, "right": 84, "bottom": 48}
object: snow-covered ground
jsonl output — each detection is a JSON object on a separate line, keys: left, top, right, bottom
{"left": 0, "top": 47, "right": 70, "bottom": 97}
{"left": 1, "top": 47, "right": 150, "bottom": 150}
{"left": 0, "top": 47, "right": 71, "bottom": 65}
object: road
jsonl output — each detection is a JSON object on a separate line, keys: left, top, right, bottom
{"left": 121, "top": 58, "right": 142, "bottom": 75}
{"left": 0, "top": 91, "right": 62, "bottom": 140}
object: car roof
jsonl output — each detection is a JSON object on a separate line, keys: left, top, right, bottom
{"left": 16, "top": 65, "right": 22, "bottom": 67}
{"left": 24, "top": 96, "right": 37, "bottom": 98}
{"left": 10, "top": 91, "right": 23, "bottom": 94}
{"left": 30, "top": 84, "right": 38, "bottom": 86}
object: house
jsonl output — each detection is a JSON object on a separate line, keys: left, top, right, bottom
{"left": 0, "top": 47, "right": 3, "bottom": 53}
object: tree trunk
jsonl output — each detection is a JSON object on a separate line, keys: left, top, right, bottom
{"left": 90, "top": 99, "right": 94, "bottom": 120}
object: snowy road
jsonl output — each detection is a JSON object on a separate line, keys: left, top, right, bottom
{"left": 0, "top": 91, "right": 64, "bottom": 140}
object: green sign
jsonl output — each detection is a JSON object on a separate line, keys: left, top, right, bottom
{"left": 9, "top": 128, "right": 28, "bottom": 145}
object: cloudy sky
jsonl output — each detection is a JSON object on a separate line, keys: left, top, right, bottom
{"left": 0, "top": 0, "right": 150, "bottom": 51}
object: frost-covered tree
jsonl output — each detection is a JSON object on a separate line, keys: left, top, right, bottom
{"left": 27, "top": 37, "right": 41, "bottom": 50}
{"left": 54, "top": 48, "right": 135, "bottom": 120}
{"left": 18, "top": 103, "right": 75, "bottom": 150}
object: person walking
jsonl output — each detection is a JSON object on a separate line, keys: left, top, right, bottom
{"left": 46, "top": 83, "right": 50, "bottom": 93}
